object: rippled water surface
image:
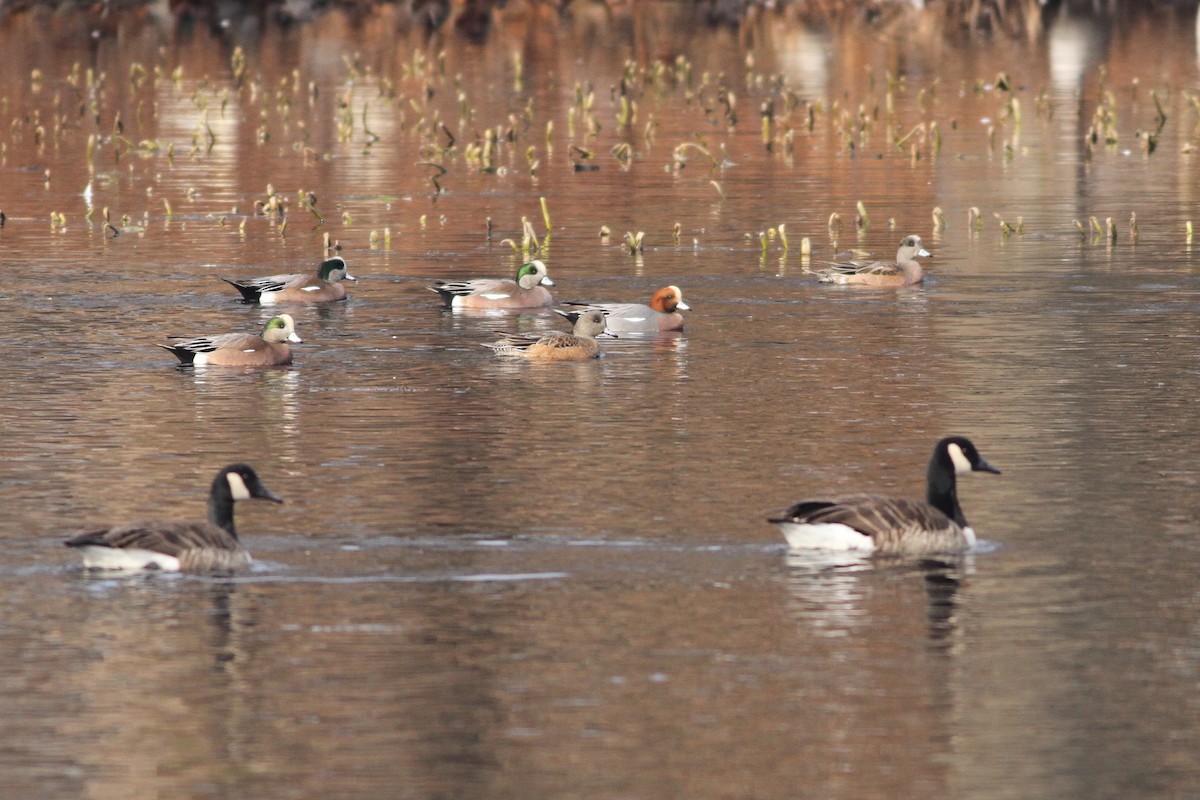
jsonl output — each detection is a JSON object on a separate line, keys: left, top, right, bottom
{"left": 3, "top": 3, "right": 1200, "bottom": 798}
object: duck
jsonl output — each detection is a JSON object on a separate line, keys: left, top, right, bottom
{"left": 63, "top": 464, "right": 283, "bottom": 572}
{"left": 430, "top": 259, "right": 555, "bottom": 310}
{"left": 769, "top": 436, "right": 1000, "bottom": 555}
{"left": 810, "top": 235, "right": 931, "bottom": 287}
{"left": 221, "top": 256, "right": 356, "bottom": 304}
{"left": 158, "top": 314, "right": 302, "bottom": 366}
{"left": 483, "top": 309, "right": 615, "bottom": 360}
{"left": 556, "top": 285, "right": 690, "bottom": 333}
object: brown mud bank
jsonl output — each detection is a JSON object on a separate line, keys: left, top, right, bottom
{"left": 1, "top": 0, "right": 1196, "bottom": 46}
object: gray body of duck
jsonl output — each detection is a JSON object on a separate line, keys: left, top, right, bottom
{"left": 557, "top": 285, "right": 690, "bottom": 333}
{"left": 64, "top": 464, "right": 283, "bottom": 572}
{"left": 769, "top": 436, "right": 1000, "bottom": 555}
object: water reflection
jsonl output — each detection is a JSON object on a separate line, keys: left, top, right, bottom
{"left": 1047, "top": 9, "right": 1109, "bottom": 93}
{"left": 784, "top": 552, "right": 972, "bottom": 645}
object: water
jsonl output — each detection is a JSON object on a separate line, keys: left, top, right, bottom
{"left": 3, "top": 3, "right": 1200, "bottom": 797}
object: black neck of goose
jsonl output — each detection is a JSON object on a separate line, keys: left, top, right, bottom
{"left": 926, "top": 458, "right": 967, "bottom": 527}
{"left": 207, "top": 480, "right": 239, "bottom": 538}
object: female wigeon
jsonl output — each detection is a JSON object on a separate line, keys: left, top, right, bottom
{"left": 431, "top": 259, "right": 555, "bottom": 310}
{"left": 64, "top": 464, "right": 283, "bottom": 572}
{"left": 810, "top": 235, "right": 931, "bottom": 287}
{"left": 557, "top": 285, "right": 690, "bottom": 333}
{"left": 483, "top": 309, "right": 615, "bottom": 360}
{"left": 769, "top": 436, "right": 1000, "bottom": 554}
{"left": 222, "top": 256, "right": 356, "bottom": 304}
{"left": 158, "top": 314, "right": 302, "bottom": 366}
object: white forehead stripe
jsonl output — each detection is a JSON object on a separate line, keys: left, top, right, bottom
{"left": 226, "top": 471, "right": 251, "bottom": 500}
{"left": 947, "top": 442, "right": 973, "bottom": 474}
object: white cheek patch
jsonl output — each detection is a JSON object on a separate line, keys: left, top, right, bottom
{"left": 226, "top": 471, "right": 252, "bottom": 500}
{"left": 947, "top": 442, "right": 973, "bottom": 474}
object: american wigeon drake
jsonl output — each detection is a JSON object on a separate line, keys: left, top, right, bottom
{"left": 221, "top": 256, "right": 356, "bottom": 304}
{"left": 810, "top": 235, "right": 931, "bottom": 287}
{"left": 483, "top": 309, "right": 615, "bottom": 360}
{"left": 431, "top": 259, "right": 555, "bottom": 309}
{"left": 158, "top": 314, "right": 302, "bottom": 366}
{"left": 64, "top": 464, "right": 282, "bottom": 572}
{"left": 769, "top": 436, "right": 1000, "bottom": 555}
{"left": 556, "top": 285, "right": 690, "bottom": 333}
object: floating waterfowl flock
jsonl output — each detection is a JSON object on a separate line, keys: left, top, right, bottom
{"left": 63, "top": 236, "right": 1000, "bottom": 572}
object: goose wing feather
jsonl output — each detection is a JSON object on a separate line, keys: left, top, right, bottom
{"left": 65, "top": 522, "right": 239, "bottom": 555}
{"left": 775, "top": 496, "right": 960, "bottom": 553}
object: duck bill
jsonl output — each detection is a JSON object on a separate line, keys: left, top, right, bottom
{"left": 254, "top": 485, "right": 285, "bottom": 503}
{"left": 599, "top": 329, "right": 618, "bottom": 339}
{"left": 288, "top": 333, "right": 303, "bottom": 343}
{"left": 540, "top": 276, "right": 556, "bottom": 287}
{"left": 918, "top": 249, "right": 932, "bottom": 258}
{"left": 676, "top": 301, "right": 692, "bottom": 311}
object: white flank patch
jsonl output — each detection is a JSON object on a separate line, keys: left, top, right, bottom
{"left": 226, "top": 471, "right": 251, "bottom": 500}
{"left": 259, "top": 293, "right": 280, "bottom": 306}
{"left": 78, "top": 546, "right": 181, "bottom": 572}
{"left": 193, "top": 352, "right": 210, "bottom": 365}
{"left": 961, "top": 526, "right": 978, "bottom": 549}
{"left": 775, "top": 522, "right": 876, "bottom": 552}
{"left": 947, "top": 442, "right": 973, "bottom": 474}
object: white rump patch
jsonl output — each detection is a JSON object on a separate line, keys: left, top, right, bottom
{"left": 78, "top": 546, "right": 181, "bottom": 572}
{"left": 947, "top": 442, "right": 973, "bottom": 474}
{"left": 226, "top": 471, "right": 251, "bottom": 500}
{"left": 775, "top": 522, "right": 876, "bottom": 552}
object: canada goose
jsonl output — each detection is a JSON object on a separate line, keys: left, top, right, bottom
{"left": 769, "top": 436, "right": 1000, "bottom": 554}
{"left": 430, "top": 259, "right": 555, "bottom": 309}
{"left": 482, "top": 309, "right": 615, "bottom": 360}
{"left": 221, "top": 256, "right": 356, "bottom": 304}
{"left": 557, "top": 285, "right": 690, "bottom": 333}
{"left": 810, "top": 235, "right": 931, "bottom": 287}
{"left": 64, "top": 464, "right": 282, "bottom": 572}
{"left": 157, "top": 314, "right": 302, "bottom": 366}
